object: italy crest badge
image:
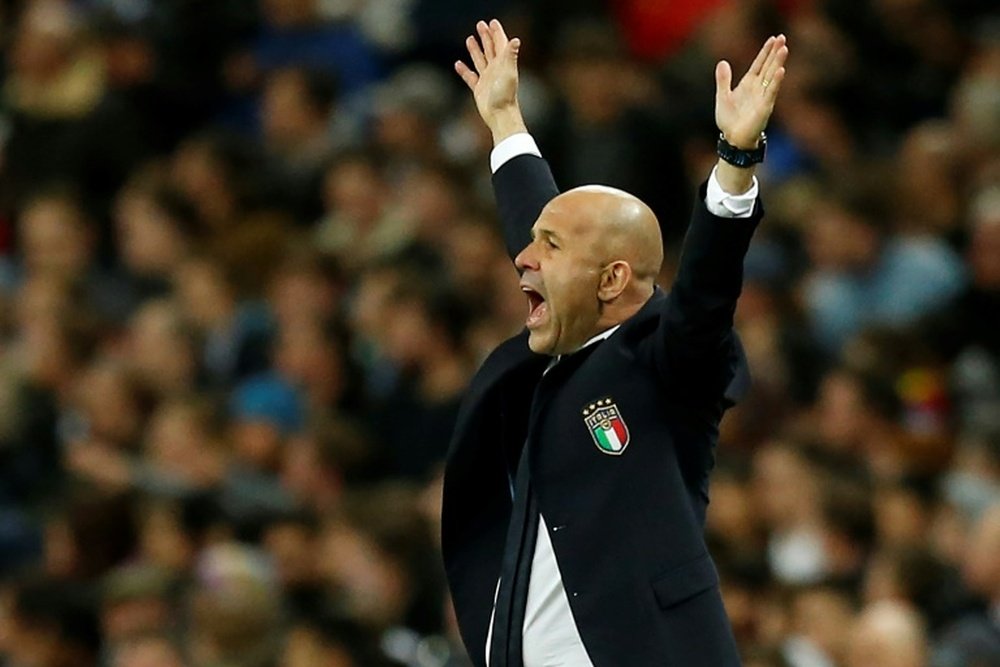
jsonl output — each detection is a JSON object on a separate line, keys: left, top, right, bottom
{"left": 583, "top": 398, "right": 630, "bottom": 455}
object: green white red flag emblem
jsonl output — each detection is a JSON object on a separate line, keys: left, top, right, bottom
{"left": 583, "top": 398, "right": 629, "bottom": 455}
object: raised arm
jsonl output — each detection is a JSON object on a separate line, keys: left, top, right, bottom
{"left": 647, "top": 35, "right": 788, "bottom": 400}
{"left": 456, "top": 20, "right": 559, "bottom": 262}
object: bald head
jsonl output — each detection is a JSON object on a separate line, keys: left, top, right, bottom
{"left": 514, "top": 184, "right": 663, "bottom": 355}
{"left": 550, "top": 185, "right": 663, "bottom": 283}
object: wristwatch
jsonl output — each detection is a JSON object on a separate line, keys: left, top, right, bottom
{"left": 717, "top": 132, "right": 767, "bottom": 168}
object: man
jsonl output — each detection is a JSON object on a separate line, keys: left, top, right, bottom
{"left": 442, "top": 19, "right": 787, "bottom": 667}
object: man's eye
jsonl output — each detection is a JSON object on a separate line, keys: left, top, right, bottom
{"left": 545, "top": 239, "right": 557, "bottom": 249}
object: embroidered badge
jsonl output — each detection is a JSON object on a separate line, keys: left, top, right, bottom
{"left": 583, "top": 398, "right": 630, "bottom": 455}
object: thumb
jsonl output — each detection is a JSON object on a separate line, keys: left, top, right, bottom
{"left": 508, "top": 37, "right": 521, "bottom": 62}
{"left": 715, "top": 60, "right": 732, "bottom": 96}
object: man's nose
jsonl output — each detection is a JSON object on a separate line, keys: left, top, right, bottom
{"left": 515, "top": 242, "right": 538, "bottom": 272}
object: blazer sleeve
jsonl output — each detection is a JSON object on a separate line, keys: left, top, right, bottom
{"left": 640, "top": 181, "right": 763, "bottom": 405}
{"left": 491, "top": 154, "right": 561, "bottom": 262}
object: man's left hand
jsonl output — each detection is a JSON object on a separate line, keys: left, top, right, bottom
{"left": 715, "top": 35, "right": 788, "bottom": 149}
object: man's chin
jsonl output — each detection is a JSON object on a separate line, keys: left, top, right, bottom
{"left": 527, "top": 330, "right": 556, "bottom": 356}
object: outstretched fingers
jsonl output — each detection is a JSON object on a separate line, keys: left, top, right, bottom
{"left": 455, "top": 19, "right": 521, "bottom": 95}
{"left": 758, "top": 35, "right": 786, "bottom": 85}
{"left": 761, "top": 37, "right": 788, "bottom": 88}
{"left": 455, "top": 60, "right": 479, "bottom": 91}
{"left": 465, "top": 34, "right": 486, "bottom": 74}
{"left": 749, "top": 36, "right": 775, "bottom": 77}
{"left": 477, "top": 20, "right": 496, "bottom": 61}
{"left": 491, "top": 19, "right": 508, "bottom": 52}
{"left": 715, "top": 60, "right": 733, "bottom": 97}
{"left": 763, "top": 66, "right": 786, "bottom": 105}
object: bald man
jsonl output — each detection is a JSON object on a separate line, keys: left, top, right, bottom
{"left": 442, "top": 20, "right": 787, "bottom": 667}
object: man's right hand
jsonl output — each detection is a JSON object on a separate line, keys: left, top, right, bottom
{"left": 455, "top": 19, "right": 528, "bottom": 145}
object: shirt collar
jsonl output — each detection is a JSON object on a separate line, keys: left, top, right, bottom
{"left": 545, "top": 325, "right": 621, "bottom": 374}
{"left": 581, "top": 324, "right": 621, "bottom": 349}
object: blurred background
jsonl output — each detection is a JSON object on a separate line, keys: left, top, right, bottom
{"left": 0, "top": 0, "right": 997, "bottom": 666}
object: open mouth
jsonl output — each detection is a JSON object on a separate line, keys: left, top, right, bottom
{"left": 521, "top": 286, "right": 548, "bottom": 328}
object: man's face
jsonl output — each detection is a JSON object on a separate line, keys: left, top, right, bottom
{"left": 515, "top": 198, "right": 603, "bottom": 355}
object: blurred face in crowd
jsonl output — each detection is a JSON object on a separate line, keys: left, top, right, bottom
{"left": 968, "top": 217, "right": 1000, "bottom": 290}
{"left": 20, "top": 196, "right": 93, "bottom": 281}
{"left": 806, "top": 203, "right": 879, "bottom": 271}
{"left": 394, "top": 167, "right": 462, "bottom": 238}
{"left": 74, "top": 361, "right": 142, "bottom": 447}
{"left": 961, "top": 503, "right": 1000, "bottom": 598}
{"left": 268, "top": 264, "right": 339, "bottom": 329}
{"left": 102, "top": 596, "right": 171, "bottom": 645}
{"left": 864, "top": 551, "right": 903, "bottom": 603}
{"left": 706, "top": 471, "right": 758, "bottom": 546}
{"left": 816, "top": 371, "right": 867, "bottom": 451}
{"left": 262, "top": 0, "right": 318, "bottom": 28}
{"left": 514, "top": 187, "right": 661, "bottom": 355}
{"left": 559, "top": 56, "right": 627, "bottom": 126}
{"left": 113, "top": 636, "right": 184, "bottom": 667}
{"left": 263, "top": 522, "right": 317, "bottom": 587}
{"left": 10, "top": 1, "right": 78, "bottom": 81}
{"left": 262, "top": 69, "right": 327, "bottom": 150}
{"left": 20, "top": 315, "right": 74, "bottom": 388}
{"left": 896, "top": 123, "right": 960, "bottom": 233}
{"left": 100, "top": 33, "right": 155, "bottom": 88}
{"left": 175, "top": 259, "right": 234, "bottom": 329}
{"left": 349, "top": 268, "right": 399, "bottom": 345}
{"left": 276, "top": 320, "right": 345, "bottom": 406}
{"left": 43, "top": 515, "right": 79, "bottom": 578}
{"left": 374, "top": 107, "right": 435, "bottom": 158}
{"left": 445, "top": 217, "right": 505, "bottom": 293}
{"left": 281, "top": 625, "right": 357, "bottom": 667}
{"left": 281, "top": 435, "right": 329, "bottom": 507}
{"left": 127, "top": 301, "right": 196, "bottom": 397}
{"left": 147, "top": 402, "right": 220, "bottom": 486}
{"left": 139, "top": 506, "right": 195, "bottom": 574}
{"left": 171, "top": 140, "right": 236, "bottom": 229}
{"left": 15, "top": 275, "right": 69, "bottom": 331}
{"left": 318, "top": 521, "right": 409, "bottom": 628}
{"left": 872, "top": 485, "right": 928, "bottom": 548}
{"left": 232, "top": 418, "right": 284, "bottom": 472}
{"left": 322, "top": 159, "right": 385, "bottom": 226}
{"left": 383, "top": 297, "right": 437, "bottom": 369}
{"left": 793, "top": 587, "right": 855, "bottom": 664}
{"left": 3, "top": 610, "right": 61, "bottom": 667}
{"left": 116, "top": 190, "right": 190, "bottom": 277}
{"left": 845, "top": 602, "right": 927, "bottom": 667}
{"left": 753, "top": 442, "right": 819, "bottom": 529}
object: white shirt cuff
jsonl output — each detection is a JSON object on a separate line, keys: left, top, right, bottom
{"left": 705, "top": 165, "right": 758, "bottom": 218}
{"left": 490, "top": 133, "right": 541, "bottom": 174}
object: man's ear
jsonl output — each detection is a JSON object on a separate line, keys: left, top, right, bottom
{"left": 597, "top": 261, "right": 631, "bottom": 303}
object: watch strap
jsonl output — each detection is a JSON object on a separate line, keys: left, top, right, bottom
{"left": 717, "top": 132, "right": 767, "bottom": 167}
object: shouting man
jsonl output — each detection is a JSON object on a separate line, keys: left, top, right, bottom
{"left": 443, "top": 19, "right": 788, "bottom": 667}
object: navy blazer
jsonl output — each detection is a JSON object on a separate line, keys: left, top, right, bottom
{"left": 442, "top": 153, "right": 761, "bottom": 666}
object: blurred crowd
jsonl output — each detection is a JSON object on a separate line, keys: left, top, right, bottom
{"left": 0, "top": 0, "right": 997, "bottom": 666}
